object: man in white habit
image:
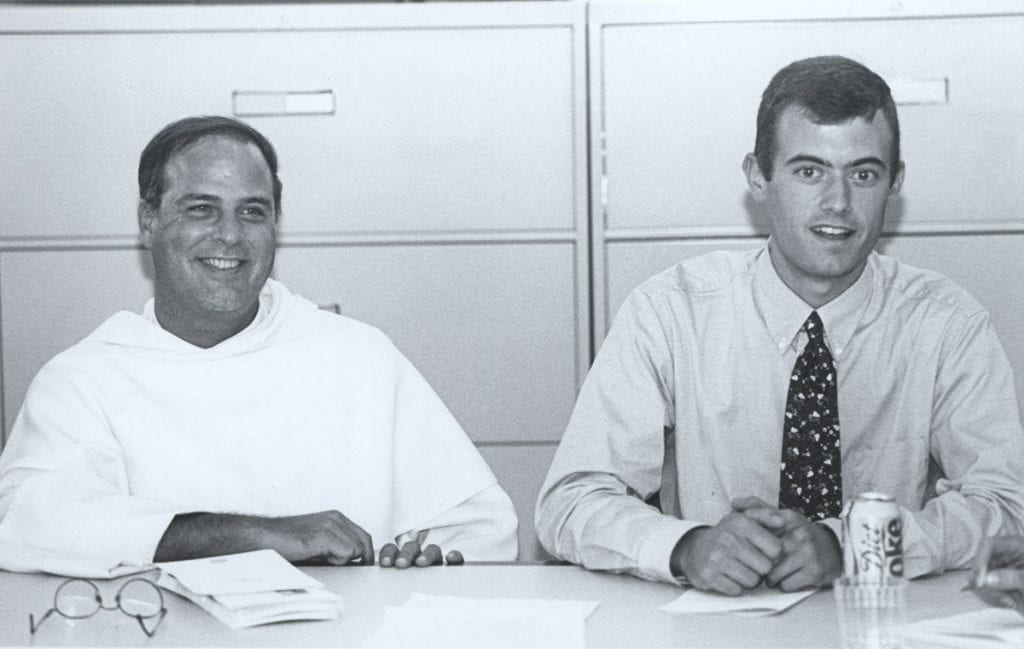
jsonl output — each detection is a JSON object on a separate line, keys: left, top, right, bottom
{"left": 0, "top": 116, "right": 518, "bottom": 573}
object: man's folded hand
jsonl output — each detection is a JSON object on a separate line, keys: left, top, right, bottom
{"left": 732, "top": 496, "right": 841, "bottom": 591}
{"left": 670, "top": 509, "right": 783, "bottom": 596}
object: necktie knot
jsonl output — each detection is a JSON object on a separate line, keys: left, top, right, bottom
{"left": 803, "top": 311, "right": 826, "bottom": 345}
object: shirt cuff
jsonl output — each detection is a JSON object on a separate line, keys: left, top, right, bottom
{"left": 817, "top": 517, "right": 843, "bottom": 547}
{"left": 78, "top": 505, "right": 181, "bottom": 564}
{"left": 394, "top": 483, "right": 518, "bottom": 561}
{"left": 637, "top": 517, "right": 707, "bottom": 585}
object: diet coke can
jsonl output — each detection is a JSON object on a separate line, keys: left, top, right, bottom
{"left": 841, "top": 492, "right": 903, "bottom": 583}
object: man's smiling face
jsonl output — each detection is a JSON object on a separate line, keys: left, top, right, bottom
{"left": 140, "top": 134, "right": 278, "bottom": 327}
{"left": 746, "top": 104, "right": 904, "bottom": 306}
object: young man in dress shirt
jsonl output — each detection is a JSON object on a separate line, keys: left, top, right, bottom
{"left": 536, "top": 55, "right": 1024, "bottom": 595}
{"left": 0, "top": 116, "right": 518, "bottom": 574}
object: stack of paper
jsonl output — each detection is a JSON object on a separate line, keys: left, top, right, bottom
{"left": 156, "top": 549, "right": 342, "bottom": 630}
{"left": 659, "top": 586, "right": 817, "bottom": 616}
{"left": 900, "top": 608, "right": 1024, "bottom": 648}
{"left": 362, "top": 593, "right": 600, "bottom": 648}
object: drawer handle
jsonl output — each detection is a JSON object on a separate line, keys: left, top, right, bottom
{"left": 232, "top": 90, "right": 335, "bottom": 117}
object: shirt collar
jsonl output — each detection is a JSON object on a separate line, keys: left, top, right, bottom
{"left": 753, "top": 242, "right": 875, "bottom": 357}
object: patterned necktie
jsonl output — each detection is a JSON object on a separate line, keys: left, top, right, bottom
{"left": 778, "top": 311, "right": 842, "bottom": 521}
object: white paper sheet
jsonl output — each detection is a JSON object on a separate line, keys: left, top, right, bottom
{"left": 900, "top": 608, "right": 1024, "bottom": 648}
{"left": 156, "top": 549, "right": 323, "bottom": 595}
{"left": 659, "top": 586, "right": 817, "bottom": 616}
{"left": 362, "top": 593, "right": 600, "bottom": 648}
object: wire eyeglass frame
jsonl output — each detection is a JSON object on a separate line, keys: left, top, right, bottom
{"left": 29, "top": 577, "right": 167, "bottom": 637}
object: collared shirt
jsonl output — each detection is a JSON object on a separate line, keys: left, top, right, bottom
{"left": 536, "top": 245, "right": 1024, "bottom": 584}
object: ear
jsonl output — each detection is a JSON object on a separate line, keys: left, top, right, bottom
{"left": 138, "top": 201, "right": 156, "bottom": 249}
{"left": 888, "top": 160, "right": 906, "bottom": 199}
{"left": 743, "top": 153, "right": 768, "bottom": 200}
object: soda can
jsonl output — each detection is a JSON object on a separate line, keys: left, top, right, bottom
{"left": 841, "top": 491, "right": 903, "bottom": 583}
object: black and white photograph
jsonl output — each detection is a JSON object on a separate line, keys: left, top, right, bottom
{"left": 1, "top": 0, "right": 1023, "bottom": 646}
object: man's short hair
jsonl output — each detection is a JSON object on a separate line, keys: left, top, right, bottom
{"left": 754, "top": 55, "right": 900, "bottom": 185}
{"left": 138, "top": 115, "right": 283, "bottom": 211}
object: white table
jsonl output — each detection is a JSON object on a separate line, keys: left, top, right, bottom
{"left": 0, "top": 563, "right": 988, "bottom": 647}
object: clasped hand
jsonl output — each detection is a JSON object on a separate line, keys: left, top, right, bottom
{"left": 672, "top": 496, "right": 842, "bottom": 596}
{"left": 267, "top": 511, "right": 462, "bottom": 568}
{"left": 969, "top": 534, "right": 1024, "bottom": 616}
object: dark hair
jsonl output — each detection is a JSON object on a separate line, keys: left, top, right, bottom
{"left": 138, "top": 115, "right": 283, "bottom": 210}
{"left": 754, "top": 55, "right": 900, "bottom": 185}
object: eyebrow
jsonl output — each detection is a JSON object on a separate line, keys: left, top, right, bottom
{"left": 176, "top": 193, "right": 221, "bottom": 205}
{"left": 176, "top": 194, "right": 273, "bottom": 207}
{"left": 245, "top": 196, "right": 274, "bottom": 208}
{"left": 784, "top": 155, "right": 888, "bottom": 170}
{"left": 850, "top": 156, "right": 888, "bottom": 169}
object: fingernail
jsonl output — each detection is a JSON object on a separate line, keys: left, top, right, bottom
{"left": 984, "top": 573, "right": 1000, "bottom": 587}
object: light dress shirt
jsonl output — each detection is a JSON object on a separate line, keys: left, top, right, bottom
{"left": 536, "top": 244, "right": 1024, "bottom": 584}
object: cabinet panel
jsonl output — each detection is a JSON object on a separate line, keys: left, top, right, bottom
{"left": 1, "top": 250, "right": 155, "bottom": 436}
{"left": 1, "top": 27, "right": 575, "bottom": 238}
{"left": 601, "top": 16, "right": 1024, "bottom": 231}
{"left": 274, "top": 243, "right": 579, "bottom": 443}
{"left": 605, "top": 236, "right": 1024, "bottom": 410}
{"left": 478, "top": 443, "right": 557, "bottom": 562}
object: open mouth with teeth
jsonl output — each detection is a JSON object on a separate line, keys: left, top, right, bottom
{"left": 199, "top": 257, "right": 244, "bottom": 271}
{"left": 811, "top": 225, "right": 854, "bottom": 240}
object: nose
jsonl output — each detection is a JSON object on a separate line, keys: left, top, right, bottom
{"left": 820, "top": 176, "right": 851, "bottom": 215}
{"left": 212, "top": 213, "right": 242, "bottom": 245}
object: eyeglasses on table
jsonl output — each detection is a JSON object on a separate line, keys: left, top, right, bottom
{"left": 29, "top": 577, "right": 167, "bottom": 637}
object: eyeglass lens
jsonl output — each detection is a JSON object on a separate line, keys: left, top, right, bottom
{"left": 117, "top": 579, "right": 163, "bottom": 619}
{"left": 55, "top": 580, "right": 102, "bottom": 618}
